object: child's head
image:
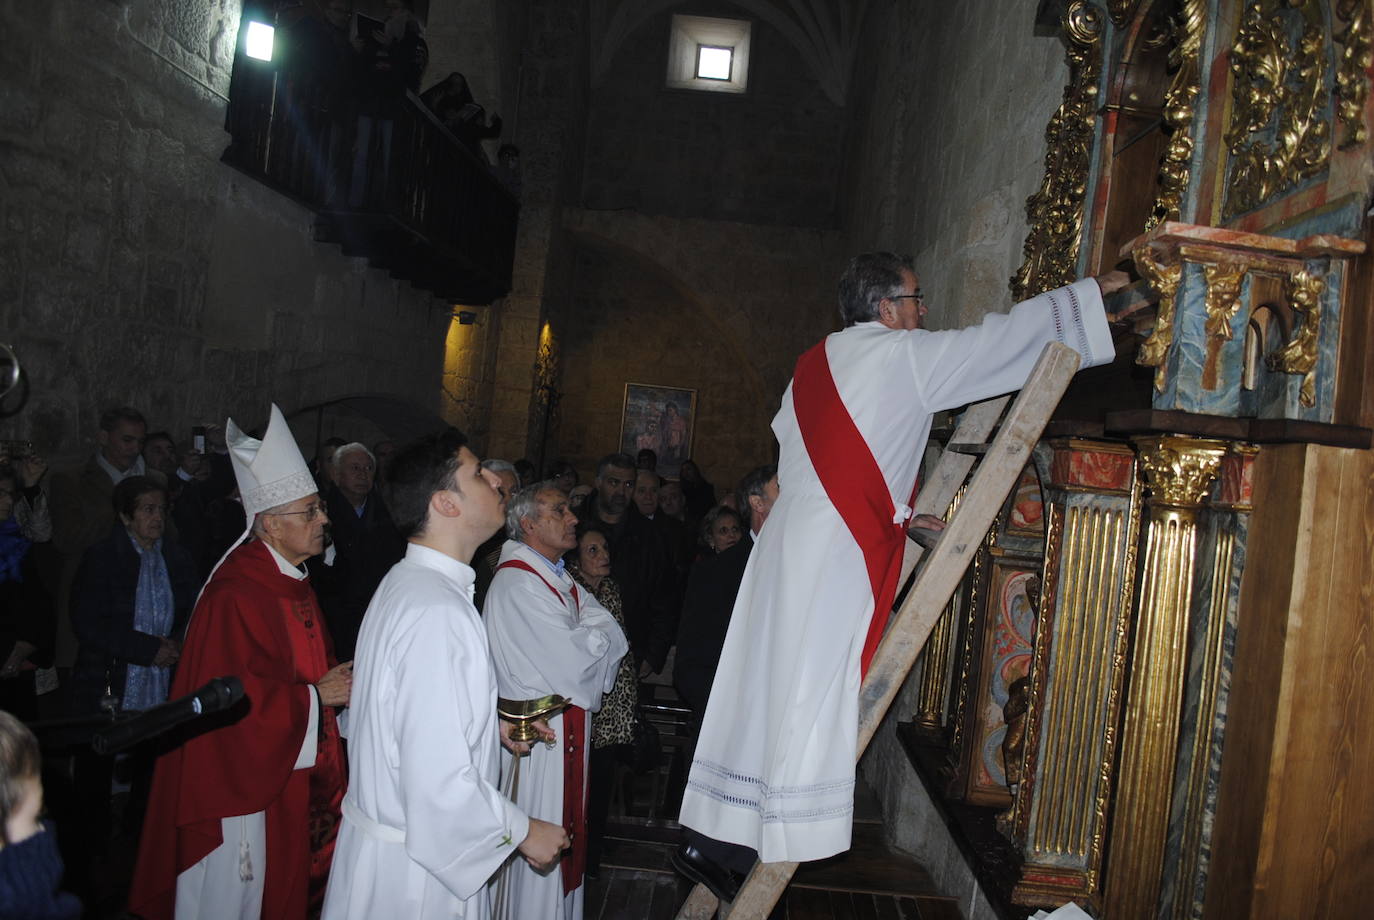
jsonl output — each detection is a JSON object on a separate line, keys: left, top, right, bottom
{"left": 0, "top": 710, "right": 41, "bottom": 846}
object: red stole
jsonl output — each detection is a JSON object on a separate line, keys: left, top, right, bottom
{"left": 792, "top": 339, "right": 919, "bottom": 677}
{"left": 495, "top": 558, "right": 588, "bottom": 895}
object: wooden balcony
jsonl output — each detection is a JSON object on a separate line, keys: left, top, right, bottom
{"left": 220, "top": 51, "right": 517, "bottom": 304}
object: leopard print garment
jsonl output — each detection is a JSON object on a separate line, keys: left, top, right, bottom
{"left": 569, "top": 566, "right": 639, "bottom": 749}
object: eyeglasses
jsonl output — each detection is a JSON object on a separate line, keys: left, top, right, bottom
{"left": 889, "top": 292, "right": 925, "bottom": 304}
{"left": 264, "top": 503, "right": 325, "bottom": 522}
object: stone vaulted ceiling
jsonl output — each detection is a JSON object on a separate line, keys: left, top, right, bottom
{"left": 589, "top": 0, "right": 870, "bottom": 105}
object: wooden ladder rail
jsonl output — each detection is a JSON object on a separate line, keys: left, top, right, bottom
{"left": 675, "top": 342, "right": 1082, "bottom": 919}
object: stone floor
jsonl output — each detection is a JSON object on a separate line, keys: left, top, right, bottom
{"left": 585, "top": 826, "right": 964, "bottom": 920}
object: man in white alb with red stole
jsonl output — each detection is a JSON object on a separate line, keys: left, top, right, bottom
{"left": 676, "top": 253, "right": 1127, "bottom": 897}
{"left": 484, "top": 483, "right": 629, "bottom": 920}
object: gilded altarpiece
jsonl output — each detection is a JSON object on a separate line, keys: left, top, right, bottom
{"left": 913, "top": 0, "right": 1374, "bottom": 916}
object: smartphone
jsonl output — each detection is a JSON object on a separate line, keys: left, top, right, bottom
{"left": 192, "top": 426, "right": 207, "bottom": 453}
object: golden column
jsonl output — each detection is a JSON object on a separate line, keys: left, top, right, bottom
{"left": 912, "top": 485, "right": 966, "bottom": 733}
{"left": 1103, "top": 436, "right": 1227, "bottom": 918}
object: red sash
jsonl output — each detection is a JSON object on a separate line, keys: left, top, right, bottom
{"left": 793, "top": 340, "right": 919, "bottom": 676}
{"left": 495, "top": 558, "right": 587, "bottom": 894}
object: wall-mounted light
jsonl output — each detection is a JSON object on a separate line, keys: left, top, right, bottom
{"left": 244, "top": 21, "right": 275, "bottom": 61}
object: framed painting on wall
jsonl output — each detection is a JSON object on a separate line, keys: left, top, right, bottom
{"left": 619, "top": 383, "right": 697, "bottom": 478}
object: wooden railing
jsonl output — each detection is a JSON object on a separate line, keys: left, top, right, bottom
{"left": 222, "top": 50, "right": 518, "bottom": 304}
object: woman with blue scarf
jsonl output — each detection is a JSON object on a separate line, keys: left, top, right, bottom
{"left": 70, "top": 476, "right": 198, "bottom": 841}
{"left": 71, "top": 476, "right": 198, "bottom": 716}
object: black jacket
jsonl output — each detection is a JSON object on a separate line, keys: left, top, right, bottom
{"left": 585, "top": 495, "right": 676, "bottom": 672}
{"left": 310, "top": 485, "right": 405, "bottom": 660}
{"left": 70, "top": 526, "right": 199, "bottom": 714}
{"left": 674, "top": 535, "right": 752, "bottom": 713}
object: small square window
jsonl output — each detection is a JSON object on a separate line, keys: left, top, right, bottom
{"left": 696, "top": 45, "right": 733, "bottom": 81}
{"left": 667, "top": 15, "right": 750, "bottom": 94}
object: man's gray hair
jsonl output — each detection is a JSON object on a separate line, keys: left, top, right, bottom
{"left": 331, "top": 442, "right": 375, "bottom": 471}
{"left": 736, "top": 464, "right": 778, "bottom": 517}
{"left": 837, "top": 252, "right": 914, "bottom": 327}
{"left": 505, "top": 481, "right": 557, "bottom": 541}
{"left": 481, "top": 457, "right": 519, "bottom": 486}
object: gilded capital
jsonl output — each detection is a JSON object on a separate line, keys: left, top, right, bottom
{"left": 1134, "top": 436, "right": 1227, "bottom": 509}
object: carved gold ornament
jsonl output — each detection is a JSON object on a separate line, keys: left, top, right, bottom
{"left": 1012, "top": 0, "right": 1105, "bottom": 301}
{"left": 1334, "top": 0, "right": 1372, "bottom": 148}
{"left": 1202, "top": 261, "right": 1248, "bottom": 341}
{"left": 1135, "top": 437, "right": 1227, "bottom": 508}
{"left": 1109, "top": 0, "right": 1140, "bottom": 27}
{"left": 1265, "top": 268, "right": 1325, "bottom": 407}
{"left": 1224, "top": 0, "right": 1332, "bottom": 218}
{"left": 1133, "top": 245, "right": 1183, "bottom": 392}
{"left": 1148, "top": 0, "right": 1206, "bottom": 230}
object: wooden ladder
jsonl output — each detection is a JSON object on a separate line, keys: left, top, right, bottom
{"left": 674, "top": 341, "right": 1083, "bottom": 920}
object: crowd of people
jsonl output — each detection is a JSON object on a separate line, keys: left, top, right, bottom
{"left": 0, "top": 398, "right": 769, "bottom": 918}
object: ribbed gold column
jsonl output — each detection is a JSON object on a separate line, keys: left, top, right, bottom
{"left": 913, "top": 486, "right": 966, "bottom": 731}
{"left": 1103, "top": 436, "right": 1226, "bottom": 919}
{"left": 1012, "top": 440, "right": 1139, "bottom": 910}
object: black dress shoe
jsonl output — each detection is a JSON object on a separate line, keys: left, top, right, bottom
{"left": 670, "top": 843, "right": 741, "bottom": 902}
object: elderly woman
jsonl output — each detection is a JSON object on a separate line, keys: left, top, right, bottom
{"left": 699, "top": 504, "right": 744, "bottom": 556}
{"left": 71, "top": 476, "right": 198, "bottom": 716}
{"left": 566, "top": 520, "right": 640, "bottom": 878}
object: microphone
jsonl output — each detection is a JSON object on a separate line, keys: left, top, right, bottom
{"left": 92, "top": 676, "right": 245, "bottom": 755}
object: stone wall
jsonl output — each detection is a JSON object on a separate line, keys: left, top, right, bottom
{"left": 842, "top": 0, "right": 1067, "bottom": 329}
{"left": 484, "top": 0, "right": 590, "bottom": 465}
{"left": 553, "top": 208, "right": 839, "bottom": 489}
{"left": 839, "top": 2, "right": 1072, "bottom": 917}
{"left": 581, "top": 3, "right": 847, "bottom": 229}
{"left": 0, "top": 0, "right": 483, "bottom": 465}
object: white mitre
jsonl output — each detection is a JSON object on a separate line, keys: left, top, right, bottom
{"left": 227, "top": 403, "right": 318, "bottom": 519}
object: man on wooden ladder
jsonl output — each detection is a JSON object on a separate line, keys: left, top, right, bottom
{"left": 673, "top": 252, "right": 1130, "bottom": 901}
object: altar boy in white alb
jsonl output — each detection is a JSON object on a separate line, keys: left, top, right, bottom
{"left": 678, "top": 254, "right": 1128, "bottom": 885}
{"left": 322, "top": 431, "right": 569, "bottom": 920}
{"left": 484, "top": 483, "right": 629, "bottom": 920}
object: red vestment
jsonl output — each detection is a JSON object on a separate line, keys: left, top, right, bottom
{"left": 129, "top": 539, "right": 346, "bottom": 920}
